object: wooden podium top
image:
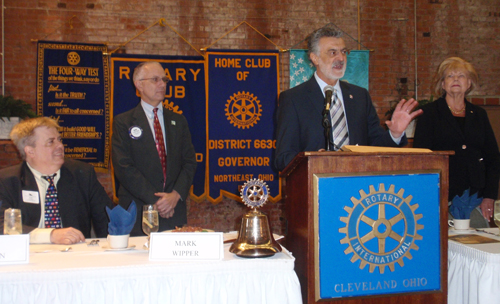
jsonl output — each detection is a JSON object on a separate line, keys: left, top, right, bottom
{"left": 280, "top": 149, "right": 454, "bottom": 177}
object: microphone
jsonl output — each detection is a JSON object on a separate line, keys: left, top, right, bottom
{"left": 323, "top": 85, "right": 334, "bottom": 111}
{"left": 322, "top": 85, "right": 334, "bottom": 131}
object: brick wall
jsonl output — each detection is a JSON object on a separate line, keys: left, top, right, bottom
{"left": 0, "top": 140, "right": 21, "bottom": 168}
{"left": 1, "top": 0, "right": 499, "bottom": 234}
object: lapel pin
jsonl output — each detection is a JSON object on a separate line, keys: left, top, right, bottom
{"left": 171, "top": 120, "right": 176, "bottom": 126}
{"left": 128, "top": 126, "right": 143, "bottom": 140}
{"left": 349, "top": 95, "right": 353, "bottom": 99}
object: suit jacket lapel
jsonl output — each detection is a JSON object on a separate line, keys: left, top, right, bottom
{"left": 162, "top": 108, "right": 175, "bottom": 156}
{"left": 132, "top": 104, "right": 163, "bottom": 169}
{"left": 340, "top": 81, "right": 356, "bottom": 141}
{"left": 305, "top": 77, "right": 325, "bottom": 115}
{"left": 463, "top": 100, "right": 475, "bottom": 142}
{"left": 162, "top": 108, "right": 179, "bottom": 184}
{"left": 438, "top": 98, "right": 465, "bottom": 140}
{"left": 20, "top": 162, "right": 42, "bottom": 227}
{"left": 56, "top": 164, "right": 74, "bottom": 227}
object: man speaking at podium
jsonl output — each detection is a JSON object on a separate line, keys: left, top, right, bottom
{"left": 275, "top": 25, "right": 422, "bottom": 171}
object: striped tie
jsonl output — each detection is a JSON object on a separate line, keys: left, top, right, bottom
{"left": 330, "top": 89, "right": 349, "bottom": 150}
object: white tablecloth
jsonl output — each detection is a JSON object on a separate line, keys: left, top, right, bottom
{"left": 0, "top": 237, "right": 302, "bottom": 304}
{"left": 448, "top": 228, "right": 500, "bottom": 304}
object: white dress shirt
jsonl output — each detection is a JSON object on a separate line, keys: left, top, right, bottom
{"left": 26, "top": 162, "right": 61, "bottom": 243}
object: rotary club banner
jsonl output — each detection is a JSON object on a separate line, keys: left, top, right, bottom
{"left": 110, "top": 54, "right": 206, "bottom": 199}
{"left": 289, "top": 49, "right": 369, "bottom": 90}
{"left": 206, "top": 50, "right": 281, "bottom": 203}
{"left": 315, "top": 173, "right": 441, "bottom": 299}
{"left": 36, "top": 41, "right": 110, "bottom": 169}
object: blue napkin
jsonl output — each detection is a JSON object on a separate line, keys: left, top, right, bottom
{"left": 106, "top": 201, "right": 137, "bottom": 235}
{"left": 449, "top": 189, "right": 483, "bottom": 219}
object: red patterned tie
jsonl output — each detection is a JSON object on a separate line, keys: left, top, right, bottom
{"left": 153, "top": 108, "right": 167, "bottom": 185}
{"left": 42, "top": 174, "right": 62, "bottom": 228}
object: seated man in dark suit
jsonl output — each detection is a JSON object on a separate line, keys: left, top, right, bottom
{"left": 275, "top": 25, "right": 423, "bottom": 171}
{"left": 0, "top": 117, "right": 112, "bottom": 244}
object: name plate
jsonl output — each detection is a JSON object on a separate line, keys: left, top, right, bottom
{"left": 149, "top": 232, "right": 224, "bottom": 261}
{"left": 0, "top": 234, "right": 30, "bottom": 265}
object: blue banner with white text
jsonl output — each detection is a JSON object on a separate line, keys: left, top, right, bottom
{"left": 206, "top": 50, "right": 281, "bottom": 203}
{"left": 36, "top": 41, "right": 110, "bottom": 169}
{"left": 110, "top": 54, "right": 206, "bottom": 199}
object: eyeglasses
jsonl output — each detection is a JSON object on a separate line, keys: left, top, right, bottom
{"left": 140, "top": 76, "right": 169, "bottom": 84}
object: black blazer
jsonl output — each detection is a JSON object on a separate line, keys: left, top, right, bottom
{"left": 0, "top": 159, "right": 112, "bottom": 237}
{"left": 413, "top": 97, "right": 500, "bottom": 200}
{"left": 275, "top": 77, "right": 407, "bottom": 170}
{"left": 112, "top": 103, "right": 197, "bottom": 235}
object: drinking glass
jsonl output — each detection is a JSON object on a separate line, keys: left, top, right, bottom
{"left": 494, "top": 201, "right": 500, "bottom": 235}
{"left": 142, "top": 204, "right": 159, "bottom": 247}
{"left": 4, "top": 208, "right": 22, "bottom": 235}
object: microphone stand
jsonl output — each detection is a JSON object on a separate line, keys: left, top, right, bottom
{"left": 322, "top": 86, "right": 334, "bottom": 151}
{"left": 322, "top": 103, "right": 332, "bottom": 151}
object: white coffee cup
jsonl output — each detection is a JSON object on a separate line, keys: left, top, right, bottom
{"left": 448, "top": 219, "right": 470, "bottom": 230}
{"left": 107, "top": 234, "right": 129, "bottom": 249}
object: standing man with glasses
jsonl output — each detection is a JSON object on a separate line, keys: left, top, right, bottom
{"left": 275, "top": 25, "right": 423, "bottom": 171}
{"left": 112, "top": 61, "right": 197, "bottom": 236}
{"left": 0, "top": 117, "right": 112, "bottom": 244}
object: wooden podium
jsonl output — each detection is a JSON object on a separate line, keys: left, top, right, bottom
{"left": 280, "top": 151, "right": 452, "bottom": 304}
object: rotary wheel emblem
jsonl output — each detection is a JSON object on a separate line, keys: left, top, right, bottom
{"left": 225, "top": 91, "right": 262, "bottom": 129}
{"left": 241, "top": 179, "right": 269, "bottom": 208}
{"left": 67, "top": 52, "right": 80, "bottom": 65}
{"left": 339, "top": 184, "right": 423, "bottom": 274}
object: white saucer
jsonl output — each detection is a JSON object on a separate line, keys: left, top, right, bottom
{"left": 449, "top": 228, "right": 475, "bottom": 234}
{"left": 103, "top": 245, "right": 136, "bottom": 251}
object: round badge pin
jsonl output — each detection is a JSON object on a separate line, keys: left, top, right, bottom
{"left": 128, "top": 126, "right": 143, "bottom": 139}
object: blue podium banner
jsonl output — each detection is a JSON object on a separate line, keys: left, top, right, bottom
{"left": 315, "top": 172, "right": 441, "bottom": 299}
{"left": 110, "top": 54, "right": 206, "bottom": 198}
{"left": 206, "top": 50, "right": 281, "bottom": 203}
{"left": 36, "top": 41, "right": 111, "bottom": 169}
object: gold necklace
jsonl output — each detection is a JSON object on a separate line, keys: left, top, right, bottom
{"left": 448, "top": 105, "right": 465, "bottom": 115}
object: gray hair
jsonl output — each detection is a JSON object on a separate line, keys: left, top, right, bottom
{"left": 132, "top": 61, "right": 163, "bottom": 82}
{"left": 307, "top": 25, "right": 344, "bottom": 58}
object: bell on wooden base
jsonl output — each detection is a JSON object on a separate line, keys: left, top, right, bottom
{"left": 229, "top": 179, "right": 282, "bottom": 258}
{"left": 230, "top": 209, "right": 282, "bottom": 257}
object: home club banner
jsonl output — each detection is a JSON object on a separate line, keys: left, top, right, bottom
{"left": 36, "top": 41, "right": 110, "bottom": 169}
{"left": 110, "top": 54, "right": 206, "bottom": 199}
{"left": 206, "top": 50, "right": 281, "bottom": 203}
